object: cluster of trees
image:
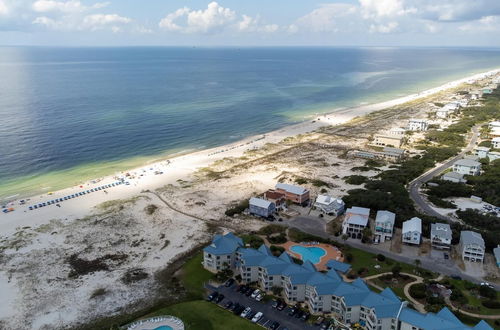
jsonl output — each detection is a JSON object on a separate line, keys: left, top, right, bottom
{"left": 225, "top": 199, "right": 249, "bottom": 217}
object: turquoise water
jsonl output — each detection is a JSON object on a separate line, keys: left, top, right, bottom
{"left": 290, "top": 245, "right": 326, "bottom": 264}
{"left": 2, "top": 47, "right": 500, "bottom": 200}
{"left": 154, "top": 326, "right": 173, "bottom": 330}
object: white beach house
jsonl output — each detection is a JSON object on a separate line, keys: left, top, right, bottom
{"left": 459, "top": 231, "right": 485, "bottom": 263}
{"left": 402, "top": 217, "right": 422, "bottom": 245}
{"left": 342, "top": 206, "right": 370, "bottom": 239}
{"left": 407, "top": 119, "right": 429, "bottom": 131}
{"left": 372, "top": 134, "right": 403, "bottom": 148}
{"left": 452, "top": 159, "right": 481, "bottom": 176}
{"left": 492, "top": 137, "right": 500, "bottom": 149}
{"left": 441, "top": 171, "right": 466, "bottom": 183}
{"left": 314, "top": 195, "right": 344, "bottom": 216}
{"left": 474, "top": 146, "right": 491, "bottom": 159}
{"left": 388, "top": 127, "right": 406, "bottom": 136}
{"left": 374, "top": 210, "right": 395, "bottom": 243}
{"left": 431, "top": 223, "right": 452, "bottom": 250}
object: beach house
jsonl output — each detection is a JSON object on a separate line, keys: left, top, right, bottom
{"left": 387, "top": 127, "right": 406, "bottom": 136}
{"left": 452, "top": 159, "right": 481, "bottom": 176}
{"left": 474, "top": 147, "right": 491, "bottom": 159}
{"left": 372, "top": 134, "right": 403, "bottom": 148}
{"left": 431, "top": 223, "right": 452, "bottom": 250}
{"left": 202, "top": 232, "right": 243, "bottom": 273}
{"left": 441, "top": 171, "right": 467, "bottom": 183}
{"left": 342, "top": 206, "right": 370, "bottom": 238}
{"left": 407, "top": 119, "right": 429, "bottom": 131}
{"left": 492, "top": 137, "right": 500, "bottom": 149}
{"left": 249, "top": 197, "right": 276, "bottom": 218}
{"left": 489, "top": 121, "right": 500, "bottom": 130}
{"left": 402, "top": 217, "right": 422, "bottom": 245}
{"left": 263, "top": 190, "right": 286, "bottom": 210}
{"left": 202, "top": 234, "right": 491, "bottom": 330}
{"left": 494, "top": 246, "right": 500, "bottom": 269}
{"left": 275, "top": 183, "right": 310, "bottom": 205}
{"left": 488, "top": 151, "right": 500, "bottom": 162}
{"left": 314, "top": 195, "right": 345, "bottom": 216}
{"left": 436, "top": 108, "right": 452, "bottom": 119}
{"left": 459, "top": 231, "right": 485, "bottom": 263}
{"left": 374, "top": 210, "right": 395, "bottom": 243}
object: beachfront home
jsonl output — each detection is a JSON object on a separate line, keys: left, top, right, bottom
{"left": 342, "top": 206, "right": 370, "bottom": 238}
{"left": 372, "top": 134, "right": 403, "bottom": 148}
{"left": 402, "top": 217, "right": 422, "bottom": 245}
{"left": 490, "top": 127, "right": 500, "bottom": 138}
{"left": 459, "top": 231, "right": 485, "bottom": 263}
{"left": 431, "top": 223, "right": 452, "bottom": 250}
{"left": 441, "top": 171, "right": 467, "bottom": 183}
{"left": 489, "top": 121, "right": 500, "bottom": 130}
{"left": 470, "top": 90, "right": 482, "bottom": 100}
{"left": 488, "top": 151, "right": 500, "bottom": 162}
{"left": 374, "top": 210, "right": 395, "bottom": 243}
{"left": 275, "top": 183, "right": 310, "bottom": 205}
{"left": 249, "top": 197, "right": 276, "bottom": 218}
{"left": 474, "top": 147, "right": 491, "bottom": 159}
{"left": 492, "top": 137, "right": 500, "bottom": 149}
{"left": 452, "top": 159, "right": 481, "bottom": 176}
{"left": 436, "top": 108, "right": 452, "bottom": 119}
{"left": 494, "top": 246, "right": 500, "bottom": 269}
{"left": 264, "top": 190, "right": 286, "bottom": 210}
{"left": 349, "top": 148, "right": 405, "bottom": 162}
{"left": 314, "top": 195, "right": 345, "bottom": 216}
{"left": 202, "top": 232, "right": 243, "bottom": 273}
{"left": 388, "top": 127, "right": 406, "bottom": 136}
{"left": 202, "top": 234, "right": 492, "bottom": 330}
{"left": 407, "top": 119, "right": 429, "bottom": 131}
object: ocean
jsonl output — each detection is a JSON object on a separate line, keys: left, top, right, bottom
{"left": 1, "top": 46, "right": 500, "bottom": 200}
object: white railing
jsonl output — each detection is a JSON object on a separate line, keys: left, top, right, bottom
{"left": 124, "top": 315, "right": 184, "bottom": 330}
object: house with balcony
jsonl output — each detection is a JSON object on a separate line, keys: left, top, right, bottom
{"left": 402, "top": 217, "right": 422, "bottom": 245}
{"left": 342, "top": 207, "right": 370, "bottom": 239}
{"left": 275, "top": 183, "right": 310, "bottom": 205}
{"left": 492, "top": 137, "right": 500, "bottom": 149}
{"left": 459, "top": 231, "right": 485, "bottom": 263}
{"left": 202, "top": 232, "right": 243, "bottom": 273}
{"left": 263, "top": 190, "right": 286, "bottom": 210}
{"left": 314, "top": 195, "right": 345, "bottom": 216}
{"left": 474, "top": 146, "right": 491, "bottom": 159}
{"left": 374, "top": 210, "right": 395, "bottom": 243}
{"left": 372, "top": 134, "right": 403, "bottom": 148}
{"left": 431, "top": 223, "right": 452, "bottom": 250}
{"left": 202, "top": 233, "right": 491, "bottom": 330}
{"left": 407, "top": 119, "right": 429, "bottom": 131}
{"left": 249, "top": 197, "right": 276, "bottom": 218}
{"left": 452, "top": 159, "right": 481, "bottom": 176}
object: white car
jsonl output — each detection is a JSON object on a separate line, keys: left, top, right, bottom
{"left": 240, "top": 307, "right": 252, "bottom": 318}
{"left": 250, "top": 289, "right": 261, "bottom": 299}
{"left": 255, "top": 293, "right": 264, "bottom": 301}
{"left": 251, "top": 312, "right": 263, "bottom": 323}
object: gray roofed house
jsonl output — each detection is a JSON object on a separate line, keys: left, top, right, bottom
{"left": 453, "top": 159, "right": 481, "bottom": 176}
{"left": 249, "top": 197, "right": 276, "bottom": 218}
{"left": 431, "top": 223, "right": 452, "bottom": 249}
{"left": 342, "top": 206, "right": 370, "bottom": 238}
{"left": 459, "top": 231, "right": 485, "bottom": 263}
{"left": 442, "top": 171, "right": 467, "bottom": 183}
{"left": 402, "top": 217, "right": 422, "bottom": 245}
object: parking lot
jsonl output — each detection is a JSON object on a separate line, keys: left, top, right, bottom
{"left": 206, "top": 282, "right": 320, "bottom": 330}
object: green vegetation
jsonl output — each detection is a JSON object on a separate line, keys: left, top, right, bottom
{"left": 311, "top": 179, "right": 330, "bottom": 187}
{"left": 443, "top": 278, "right": 500, "bottom": 316}
{"left": 225, "top": 199, "right": 249, "bottom": 217}
{"left": 467, "top": 159, "right": 500, "bottom": 206}
{"left": 179, "top": 253, "right": 214, "bottom": 299}
{"left": 240, "top": 234, "right": 264, "bottom": 249}
{"left": 427, "top": 195, "right": 456, "bottom": 209}
{"left": 426, "top": 180, "right": 472, "bottom": 198}
{"left": 343, "top": 175, "right": 369, "bottom": 185}
{"left": 294, "top": 177, "right": 308, "bottom": 184}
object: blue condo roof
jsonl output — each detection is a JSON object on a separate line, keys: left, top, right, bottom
{"left": 203, "top": 232, "right": 243, "bottom": 255}
{"left": 325, "top": 259, "right": 352, "bottom": 273}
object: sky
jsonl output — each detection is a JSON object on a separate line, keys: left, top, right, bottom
{"left": 1, "top": 0, "right": 500, "bottom": 47}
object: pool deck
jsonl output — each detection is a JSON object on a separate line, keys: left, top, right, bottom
{"left": 125, "top": 315, "right": 184, "bottom": 330}
{"left": 281, "top": 241, "right": 343, "bottom": 271}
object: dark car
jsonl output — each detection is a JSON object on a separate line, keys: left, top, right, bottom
{"left": 277, "top": 301, "right": 286, "bottom": 311}
{"left": 231, "top": 303, "right": 241, "bottom": 312}
{"left": 271, "top": 300, "right": 279, "bottom": 309}
{"left": 245, "top": 288, "right": 253, "bottom": 296}
{"left": 301, "top": 312, "right": 310, "bottom": 321}
{"left": 246, "top": 311, "right": 256, "bottom": 320}
{"left": 236, "top": 284, "right": 245, "bottom": 292}
{"left": 294, "top": 310, "right": 303, "bottom": 319}
{"left": 233, "top": 305, "right": 245, "bottom": 315}
{"left": 224, "top": 301, "right": 234, "bottom": 309}
{"left": 225, "top": 278, "right": 235, "bottom": 287}
{"left": 288, "top": 307, "right": 297, "bottom": 316}
{"left": 320, "top": 320, "right": 331, "bottom": 330}
{"left": 269, "top": 321, "right": 280, "bottom": 330}
{"left": 206, "top": 291, "right": 218, "bottom": 302}
{"left": 215, "top": 293, "right": 225, "bottom": 303}
{"left": 241, "top": 285, "right": 250, "bottom": 294}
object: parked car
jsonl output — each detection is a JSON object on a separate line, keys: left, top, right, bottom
{"left": 320, "top": 320, "right": 331, "bottom": 330}
{"left": 225, "top": 278, "right": 235, "bottom": 287}
{"left": 206, "top": 291, "right": 218, "bottom": 302}
{"left": 255, "top": 293, "right": 264, "bottom": 301}
{"left": 301, "top": 312, "right": 310, "bottom": 321}
{"left": 215, "top": 293, "right": 225, "bottom": 303}
{"left": 251, "top": 312, "right": 263, "bottom": 323}
{"left": 288, "top": 307, "right": 297, "bottom": 316}
{"left": 236, "top": 284, "right": 245, "bottom": 292}
{"left": 233, "top": 304, "right": 245, "bottom": 315}
{"left": 245, "top": 288, "right": 253, "bottom": 297}
{"left": 444, "top": 253, "right": 449, "bottom": 260}
{"left": 240, "top": 307, "right": 252, "bottom": 318}
{"left": 224, "top": 301, "right": 234, "bottom": 309}
{"left": 277, "top": 301, "right": 286, "bottom": 311}
{"left": 251, "top": 289, "right": 261, "bottom": 299}
{"left": 271, "top": 300, "right": 279, "bottom": 309}
{"left": 294, "top": 310, "right": 303, "bottom": 319}
{"left": 269, "top": 321, "right": 280, "bottom": 330}
{"left": 246, "top": 311, "right": 256, "bottom": 320}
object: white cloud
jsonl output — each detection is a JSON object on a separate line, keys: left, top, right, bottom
{"left": 0, "top": 0, "right": 8, "bottom": 15}
{"left": 295, "top": 3, "right": 359, "bottom": 33}
{"left": 359, "top": 0, "right": 415, "bottom": 18}
{"left": 459, "top": 15, "right": 500, "bottom": 32}
{"left": 158, "top": 7, "right": 190, "bottom": 31}
{"left": 237, "top": 14, "right": 279, "bottom": 33}
{"left": 81, "top": 14, "right": 131, "bottom": 31}
{"left": 369, "top": 21, "right": 398, "bottom": 33}
{"left": 32, "top": 0, "right": 109, "bottom": 14}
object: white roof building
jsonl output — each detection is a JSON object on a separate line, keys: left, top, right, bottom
{"left": 492, "top": 137, "right": 500, "bottom": 149}
{"left": 431, "top": 223, "right": 452, "bottom": 249}
{"left": 342, "top": 207, "right": 370, "bottom": 237}
{"left": 407, "top": 119, "right": 429, "bottom": 131}
{"left": 452, "top": 159, "right": 481, "bottom": 176}
{"left": 314, "top": 195, "right": 345, "bottom": 216}
{"left": 275, "top": 183, "right": 308, "bottom": 195}
{"left": 441, "top": 171, "right": 466, "bottom": 183}
{"left": 402, "top": 217, "right": 422, "bottom": 245}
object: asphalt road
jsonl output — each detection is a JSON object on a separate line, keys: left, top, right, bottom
{"left": 408, "top": 125, "right": 480, "bottom": 221}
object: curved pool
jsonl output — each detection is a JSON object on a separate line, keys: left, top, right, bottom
{"left": 154, "top": 327, "right": 173, "bottom": 330}
{"left": 290, "top": 245, "right": 326, "bottom": 264}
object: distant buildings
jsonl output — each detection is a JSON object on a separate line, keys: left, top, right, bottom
{"left": 459, "top": 231, "right": 485, "bottom": 263}
{"left": 275, "top": 183, "right": 310, "bottom": 205}
{"left": 342, "top": 206, "right": 370, "bottom": 238}
{"left": 402, "top": 217, "right": 422, "bottom": 245}
{"left": 314, "top": 195, "right": 345, "bottom": 216}
{"left": 436, "top": 103, "right": 460, "bottom": 119}
{"left": 387, "top": 127, "right": 406, "bottom": 136}
{"left": 372, "top": 134, "right": 403, "bottom": 148}
{"left": 452, "top": 159, "right": 481, "bottom": 176}
{"left": 374, "top": 210, "right": 395, "bottom": 243}
{"left": 441, "top": 171, "right": 466, "bottom": 183}
{"left": 489, "top": 121, "right": 500, "bottom": 130}
{"left": 349, "top": 147, "right": 406, "bottom": 162}
{"left": 492, "top": 137, "right": 500, "bottom": 149}
{"left": 249, "top": 197, "right": 276, "bottom": 218}
{"left": 407, "top": 119, "right": 429, "bottom": 131}
{"left": 264, "top": 190, "right": 286, "bottom": 210}
{"left": 431, "top": 223, "right": 452, "bottom": 250}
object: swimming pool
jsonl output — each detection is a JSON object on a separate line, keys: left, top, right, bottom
{"left": 290, "top": 245, "right": 326, "bottom": 264}
{"left": 154, "top": 326, "right": 173, "bottom": 330}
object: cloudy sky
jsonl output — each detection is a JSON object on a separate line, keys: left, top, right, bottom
{"left": 1, "top": 0, "right": 500, "bottom": 46}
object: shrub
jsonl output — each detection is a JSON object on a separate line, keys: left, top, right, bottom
{"left": 392, "top": 264, "right": 402, "bottom": 277}
{"left": 268, "top": 233, "right": 287, "bottom": 244}
{"left": 345, "top": 253, "right": 353, "bottom": 263}
{"left": 144, "top": 204, "right": 158, "bottom": 215}
{"left": 90, "top": 288, "right": 107, "bottom": 299}
{"left": 311, "top": 179, "right": 329, "bottom": 187}
{"left": 344, "top": 175, "right": 369, "bottom": 185}
{"left": 225, "top": 199, "right": 249, "bottom": 217}
{"left": 242, "top": 235, "right": 264, "bottom": 249}
{"left": 427, "top": 196, "right": 456, "bottom": 209}
{"left": 482, "top": 300, "right": 500, "bottom": 309}
{"left": 409, "top": 283, "right": 427, "bottom": 299}
{"left": 295, "top": 177, "right": 308, "bottom": 185}
{"left": 479, "top": 285, "right": 497, "bottom": 300}
{"left": 258, "top": 224, "right": 286, "bottom": 236}
{"left": 376, "top": 254, "right": 386, "bottom": 262}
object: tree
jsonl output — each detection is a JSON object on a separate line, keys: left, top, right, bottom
{"left": 215, "top": 262, "right": 233, "bottom": 282}
{"left": 362, "top": 227, "right": 373, "bottom": 240}
{"left": 392, "top": 264, "right": 402, "bottom": 277}
{"left": 414, "top": 259, "right": 421, "bottom": 269}
{"left": 342, "top": 234, "right": 349, "bottom": 242}
{"left": 271, "top": 286, "right": 283, "bottom": 297}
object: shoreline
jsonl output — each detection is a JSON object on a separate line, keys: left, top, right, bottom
{"left": 1, "top": 67, "right": 499, "bottom": 236}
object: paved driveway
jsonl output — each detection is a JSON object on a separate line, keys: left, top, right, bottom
{"left": 206, "top": 283, "right": 318, "bottom": 330}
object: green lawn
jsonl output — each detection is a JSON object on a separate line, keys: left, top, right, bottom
{"left": 147, "top": 300, "right": 261, "bottom": 330}
{"left": 446, "top": 279, "right": 500, "bottom": 316}
{"left": 179, "top": 252, "right": 214, "bottom": 299}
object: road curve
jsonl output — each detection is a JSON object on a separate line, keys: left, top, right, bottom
{"left": 408, "top": 125, "right": 480, "bottom": 221}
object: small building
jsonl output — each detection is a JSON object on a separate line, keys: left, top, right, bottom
{"left": 249, "top": 197, "right": 276, "bottom": 218}
{"left": 372, "top": 134, "right": 403, "bottom": 148}
{"left": 436, "top": 108, "right": 452, "bottom": 119}
{"left": 407, "top": 119, "right": 429, "bottom": 131}
{"left": 490, "top": 126, "right": 500, "bottom": 138}
{"left": 381, "top": 147, "right": 406, "bottom": 161}
{"left": 402, "top": 217, "right": 422, "bottom": 245}
{"left": 264, "top": 190, "right": 286, "bottom": 210}
{"left": 388, "top": 127, "right": 406, "bottom": 136}
{"left": 470, "top": 91, "right": 482, "bottom": 100}
{"left": 431, "top": 223, "right": 452, "bottom": 250}
{"left": 342, "top": 206, "right": 370, "bottom": 238}
{"left": 459, "top": 231, "right": 485, "bottom": 263}
{"left": 492, "top": 137, "right": 500, "bottom": 149}
{"left": 489, "top": 121, "right": 500, "bottom": 130}
{"left": 494, "top": 246, "right": 500, "bottom": 268}
{"left": 374, "top": 210, "right": 396, "bottom": 243}
{"left": 441, "top": 171, "right": 466, "bottom": 183}
{"left": 488, "top": 151, "right": 500, "bottom": 162}
{"left": 474, "top": 146, "right": 491, "bottom": 159}
{"left": 452, "top": 159, "right": 481, "bottom": 176}
{"left": 314, "top": 195, "right": 345, "bottom": 216}
{"left": 275, "top": 183, "right": 310, "bottom": 205}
